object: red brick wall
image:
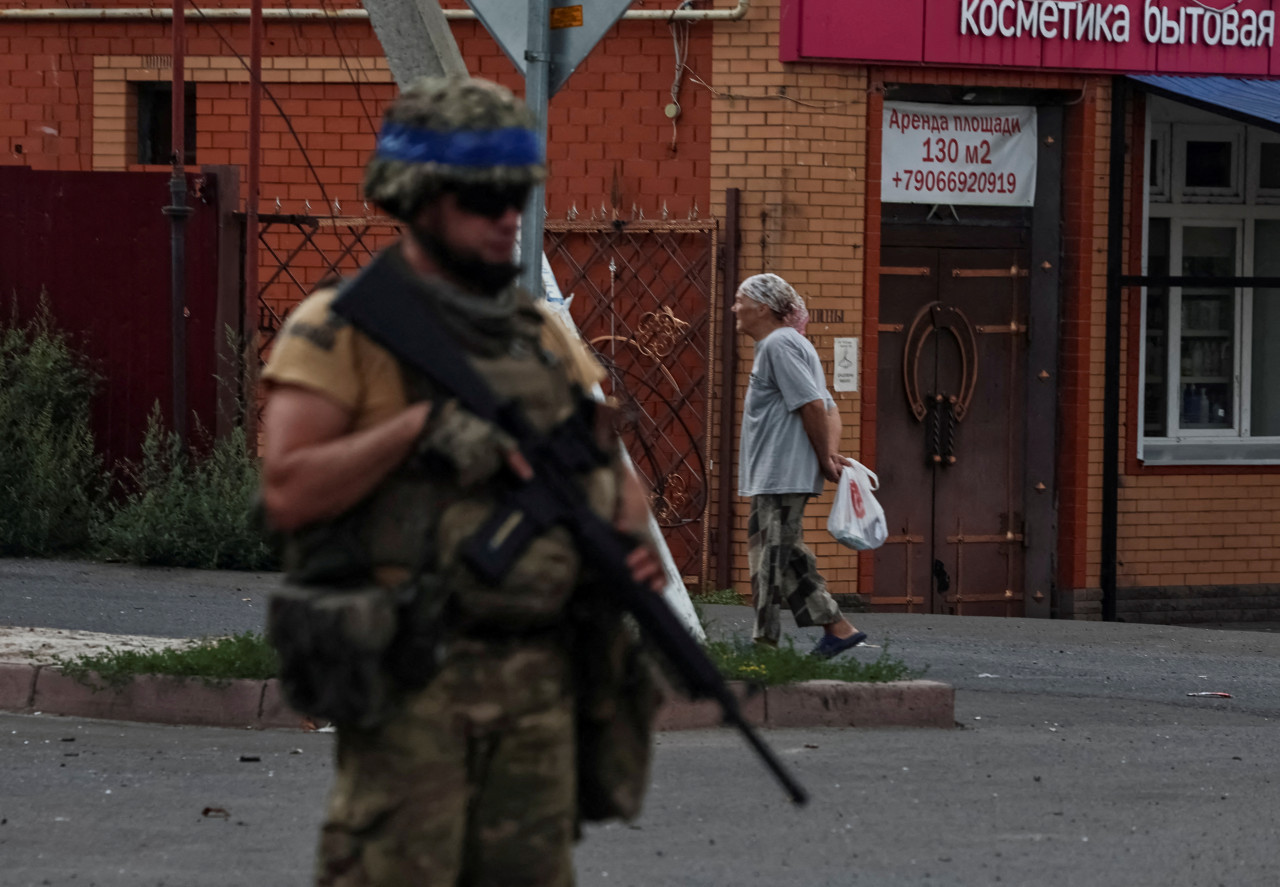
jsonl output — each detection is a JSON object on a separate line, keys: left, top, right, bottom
{"left": 0, "top": 8, "right": 712, "bottom": 220}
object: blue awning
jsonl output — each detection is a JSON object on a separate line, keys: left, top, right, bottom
{"left": 1129, "top": 75, "right": 1280, "bottom": 134}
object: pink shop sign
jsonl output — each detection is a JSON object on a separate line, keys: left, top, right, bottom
{"left": 781, "top": 0, "right": 1280, "bottom": 77}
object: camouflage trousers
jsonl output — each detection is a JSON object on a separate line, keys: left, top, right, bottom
{"left": 317, "top": 637, "right": 576, "bottom": 887}
{"left": 748, "top": 493, "right": 842, "bottom": 645}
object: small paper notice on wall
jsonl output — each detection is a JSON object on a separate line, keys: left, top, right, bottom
{"left": 833, "top": 337, "right": 858, "bottom": 392}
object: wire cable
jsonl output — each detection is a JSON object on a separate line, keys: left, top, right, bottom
{"left": 187, "top": 0, "right": 339, "bottom": 221}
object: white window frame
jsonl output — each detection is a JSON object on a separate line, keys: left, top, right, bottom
{"left": 1140, "top": 106, "right": 1280, "bottom": 465}
{"left": 1173, "top": 123, "right": 1244, "bottom": 203}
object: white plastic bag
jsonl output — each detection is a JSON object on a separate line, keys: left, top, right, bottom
{"left": 827, "top": 460, "right": 888, "bottom": 550}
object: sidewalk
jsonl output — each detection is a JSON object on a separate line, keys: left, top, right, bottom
{"left": 0, "top": 558, "right": 954, "bottom": 731}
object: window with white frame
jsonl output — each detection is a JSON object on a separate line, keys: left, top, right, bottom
{"left": 1141, "top": 98, "right": 1280, "bottom": 464}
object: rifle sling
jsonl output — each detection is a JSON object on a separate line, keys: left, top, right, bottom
{"left": 331, "top": 249, "right": 505, "bottom": 425}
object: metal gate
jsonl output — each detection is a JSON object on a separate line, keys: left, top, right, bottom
{"left": 544, "top": 219, "right": 718, "bottom": 587}
{"left": 250, "top": 212, "right": 401, "bottom": 361}
{"left": 247, "top": 214, "right": 719, "bottom": 587}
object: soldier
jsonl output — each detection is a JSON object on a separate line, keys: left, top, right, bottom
{"left": 259, "top": 76, "right": 663, "bottom": 887}
{"left": 732, "top": 272, "right": 868, "bottom": 657}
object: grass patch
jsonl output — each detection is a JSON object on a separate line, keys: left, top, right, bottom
{"left": 706, "top": 636, "right": 923, "bottom": 686}
{"left": 52, "top": 632, "right": 279, "bottom": 690}
{"left": 47, "top": 629, "right": 919, "bottom": 691}
{"left": 690, "top": 587, "right": 747, "bottom": 606}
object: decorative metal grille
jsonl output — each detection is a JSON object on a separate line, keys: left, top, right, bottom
{"left": 248, "top": 212, "right": 401, "bottom": 361}
{"left": 544, "top": 219, "right": 718, "bottom": 585}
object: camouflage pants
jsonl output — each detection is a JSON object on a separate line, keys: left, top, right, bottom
{"left": 317, "top": 637, "right": 576, "bottom": 887}
{"left": 748, "top": 493, "right": 841, "bottom": 645}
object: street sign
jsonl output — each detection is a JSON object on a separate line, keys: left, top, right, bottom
{"left": 465, "top": 0, "right": 633, "bottom": 95}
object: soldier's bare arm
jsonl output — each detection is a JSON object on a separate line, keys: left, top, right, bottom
{"left": 260, "top": 384, "right": 431, "bottom": 531}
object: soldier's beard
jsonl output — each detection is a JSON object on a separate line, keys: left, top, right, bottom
{"left": 409, "top": 220, "right": 521, "bottom": 297}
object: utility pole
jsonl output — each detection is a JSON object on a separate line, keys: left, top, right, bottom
{"left": 519, "top": 0, "right": 551, "bottom": 299}
{"left": 162, "top": 0, "right": 192, "bottom": 447}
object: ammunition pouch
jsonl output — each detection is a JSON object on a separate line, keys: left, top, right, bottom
{"left": 268, "top": 509, "right": 450, "bottom": 729}
{"left": 267, "top": 583, "right": 401, "bottom": 729}
{"left": 267, "top": 573, "right": 449, "bottom": 730}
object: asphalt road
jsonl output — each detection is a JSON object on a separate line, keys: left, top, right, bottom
{"left": 4, "top": 558, "right": 1280, "bottom": 885}
{"left": 0, "top": 558, "right": 274, "bottom": 639}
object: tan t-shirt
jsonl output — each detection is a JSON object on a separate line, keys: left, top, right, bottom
{"left": 261, "top": 285, "right": 607, "bottom": 428}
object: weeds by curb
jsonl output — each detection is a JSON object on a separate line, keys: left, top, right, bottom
{"left": 707, "top": 637, "right": 923, "bottom": 685}
{"left": 50, "top": 629, "right": 921, "bottom": 692}
{"left": 52, "top": 632, "right": 279, "bottom": 691}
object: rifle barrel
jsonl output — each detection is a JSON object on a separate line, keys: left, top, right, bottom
{"left": 574, "top": 516, "right": 811, "bottom": 807}
{"left": 724, "top": 705, "right": 810, "bottom": 805}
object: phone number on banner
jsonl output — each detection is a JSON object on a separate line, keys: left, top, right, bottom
{"left": 893, "top": 168, "right": 1019, "bottom": 196}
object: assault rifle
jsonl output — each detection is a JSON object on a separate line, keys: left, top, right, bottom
{"left": 332, "top": 251, "right": 809, "bottom": 807}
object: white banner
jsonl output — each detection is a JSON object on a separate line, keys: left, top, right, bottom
{"left": 881, "top": 102, "right": 1038, "bottom": 207}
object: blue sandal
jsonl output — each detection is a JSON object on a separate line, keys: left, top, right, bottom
{"left": 811, "top": 631, "right": 868, "bottom": 659}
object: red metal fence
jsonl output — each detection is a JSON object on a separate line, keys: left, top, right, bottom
{"left": 0, "top": 167, "right": 234, "bottom": 466}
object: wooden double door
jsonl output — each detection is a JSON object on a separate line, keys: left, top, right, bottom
{"left": 873, "top": 243, "right": 1033, "bottom": 616}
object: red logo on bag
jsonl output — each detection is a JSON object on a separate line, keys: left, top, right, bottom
{"left": 849, "top": 479, "right": 866, "bottom": 519}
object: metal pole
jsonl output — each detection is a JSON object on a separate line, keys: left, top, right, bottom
{"left": 519, "top": 0, "right": 549, "bottom": 298}
{"left": 715, "top": 187, "right": 742, "bottom": 591}
{"left": 163, "top": 0, "right": 192, "bottom": 446}
{"left": 244, "top": 0, "right": 263, "bottom": 428}
{"left": 1102, "top": 77, "right": 1127, "bottom": 623}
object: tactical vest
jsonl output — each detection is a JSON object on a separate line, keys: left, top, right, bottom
{"left": 281, "top": 283, "right": 620, "bottom": 636}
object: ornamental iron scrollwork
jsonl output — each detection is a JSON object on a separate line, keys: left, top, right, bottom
{"left": 903, "top": 301, "right": 979, "bottom": 466}
{"left": 544, "top": 219, "right": 716, "bottom": 584}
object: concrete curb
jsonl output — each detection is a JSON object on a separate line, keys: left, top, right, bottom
{"left": 0, "top": 663, "right": 955, "bottom": 731}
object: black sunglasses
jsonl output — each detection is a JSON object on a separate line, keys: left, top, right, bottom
{"left": 452, "top": 185, "right": 531, "bottom": 219}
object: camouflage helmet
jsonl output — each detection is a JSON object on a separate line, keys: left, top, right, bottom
{"left": 364, "top": 76, "right": 545, "bottom": 221}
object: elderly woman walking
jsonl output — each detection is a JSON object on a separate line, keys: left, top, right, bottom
{"left": 731, "top": 273, "right": 868, "bottom": 657}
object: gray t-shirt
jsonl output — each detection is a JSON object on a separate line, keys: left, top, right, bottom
{"left": 738, "top": 327, "right": 835, "bottom": 496}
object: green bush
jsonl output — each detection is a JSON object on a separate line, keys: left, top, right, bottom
{"left": 94, "top": 405, "right": 277, "bottom": 571}
{"left": 0, "top": 298, "right": 103, "bottom": 555}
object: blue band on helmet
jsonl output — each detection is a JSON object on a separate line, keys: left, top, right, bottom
{"left": 375, "top": 122, "right": 541, "bottom": 167}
